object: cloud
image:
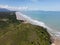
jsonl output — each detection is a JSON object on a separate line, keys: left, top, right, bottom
{"left": 0, "top": 5, "right": 28, "bottom": 11}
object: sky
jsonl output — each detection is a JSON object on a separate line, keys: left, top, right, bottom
{"left": 0, "top": 0, "right": 60, "bottom": 11}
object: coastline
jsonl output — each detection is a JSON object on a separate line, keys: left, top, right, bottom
{"left": 16, "top": 12, "right": 60, "bottom": 45}
{"left": 51, "top": 36, "right": 60, "bottom": 45}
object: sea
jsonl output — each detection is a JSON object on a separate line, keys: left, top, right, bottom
{"left": 19, "top": 11, "right": 60, "bottom": 37}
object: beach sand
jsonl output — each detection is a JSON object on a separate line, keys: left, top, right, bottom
{"left": 51, "top": 37, "right": 60, "bottom": 45}
{"left": 54, "top": 38, "right": 60, "bottom": 45}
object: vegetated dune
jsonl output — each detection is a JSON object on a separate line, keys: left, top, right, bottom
{"left": 0, "top": 12, "right": 51, "bottom": 45}
{"left": 0, "top": 23, "right": 51, "bottom": 45}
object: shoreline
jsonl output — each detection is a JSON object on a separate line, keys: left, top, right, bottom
{"left": 15, "top": 12, "right": 60, "bottom": 45}
{"left": 51, "top": 36, "right": 60, "bottom": 45}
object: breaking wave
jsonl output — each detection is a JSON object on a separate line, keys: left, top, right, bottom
{"left": 15, "top": 12, "right": 60, "bottom": 37}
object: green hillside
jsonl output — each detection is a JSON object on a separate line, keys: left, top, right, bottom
{"left": 0, "top": 12, "right": 51, "bottom": 45}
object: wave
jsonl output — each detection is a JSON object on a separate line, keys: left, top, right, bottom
{"left": 15, "top": 12, "right": 60, "bottom": 37}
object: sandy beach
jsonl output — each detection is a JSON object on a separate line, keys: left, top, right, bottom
{"left": 51, "top": 37, "right": 60, "bottom": 45}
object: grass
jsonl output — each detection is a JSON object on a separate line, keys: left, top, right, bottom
{"left": 0, "top": 12, "right": 51, "bottom": 45}
{"left": 0, "top": 22, "right": 51, "bottom": 45}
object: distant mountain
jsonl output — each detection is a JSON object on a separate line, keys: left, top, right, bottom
{"left": 0, "top": 8, "right": 11, "bottom": 12}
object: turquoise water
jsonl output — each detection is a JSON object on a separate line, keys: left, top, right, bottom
{"left": 21, "top": 11, "right": 60, "bottom": 32}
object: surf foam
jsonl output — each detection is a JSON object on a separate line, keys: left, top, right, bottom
{"left": 15, "top": 12, "right": 60, "bottom": 37}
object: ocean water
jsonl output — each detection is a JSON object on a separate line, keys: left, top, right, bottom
{"left": 17, "top": 11, "right": 60, "bottom": 37}
{"left": 21, "top": 11, "right": 60, "bottom": 32}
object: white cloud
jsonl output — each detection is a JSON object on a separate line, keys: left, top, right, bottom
{"left": 0, "top": 5, "right": 28, "bottom": 11}
{"left": 0, "top": 5, "right": 8, "bottom": 8}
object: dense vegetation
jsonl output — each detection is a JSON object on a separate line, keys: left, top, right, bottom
{"left": 0, "top": 12, "right": 51, "bottom": 45}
